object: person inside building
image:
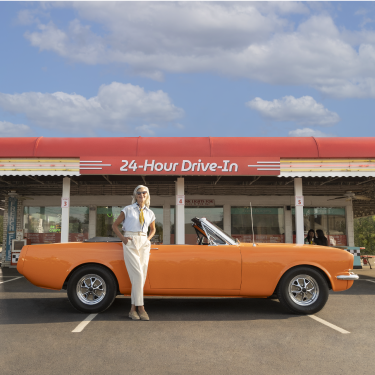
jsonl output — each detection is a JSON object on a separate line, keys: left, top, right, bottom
{"left": 315, "top": 229, "right": 328, "bottom": 246}
{"left": 304, "top": 229, "right": 316, "bottom": 245}
{"left": 112, "top": 185, "right": 156, "bottom": 321}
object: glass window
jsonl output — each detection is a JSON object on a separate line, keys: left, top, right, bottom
{"left": 69, "top": 207, "right": 89, "bottom": 242}
{"left": 23, "top": 206, "right": 89, "bottom": 243}
{"left": 171, "top": 206, "right": 224, "bottom": 244}
{"left": 231, "top": 207, "right": 285, "bottom": 243}
{"left": 96, "top": 206, "right": 163, "bottom": 243}
{"left": 151, "top": 207, "right": 163, "bottom": 244}
{"left": 292, "top": 207, "right": 346, "bottom": 246}
{"left": 96, "top": 206, "right": 123, "bottom": 237}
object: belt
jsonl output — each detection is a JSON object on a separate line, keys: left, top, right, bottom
{"left": 125, "top": 231, "right": 147, "bottom": 236}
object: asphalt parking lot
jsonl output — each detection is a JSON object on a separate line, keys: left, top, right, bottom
{"left": 1, "top": 267, "right": 375, "bottom": 375}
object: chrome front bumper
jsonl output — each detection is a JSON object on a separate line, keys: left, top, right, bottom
{"left": 336, "top": 273, "right": 359, "bottom": 281}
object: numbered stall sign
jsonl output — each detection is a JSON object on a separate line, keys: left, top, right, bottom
{"left": 295, "top": 196, "right": 304, "bottom": 206}
{"left": 61, "top": 198, "right": 70, "bottom": 208}
{"left": 176, "top": 195, "right": 185, "bottom": 205}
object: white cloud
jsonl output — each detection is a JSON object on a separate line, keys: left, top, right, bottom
{"left": 134, "top": 124, "right": 160, "bottom": 136}
{"left": 0, "top": 121, "right": 33, "bottom": 137}
{"left": 17, "top": 10, "right": 39, "bottom": 25}
{"left": 20, "top": 3, "right": 295, "bottom": 79}
{"left": 246, "top": 96, "right": 340, "bottom": 126}
{"left": 355, "top": 9, "right": 369, "bottom": 16}
{"left": 0, "top": 82, "right": 184, "bottom": 135}
{"left": 289, "top": 128, "right": 333, "bottom": 137}
{"left": 18, "top": 3, "right": 375, "bottom": 98}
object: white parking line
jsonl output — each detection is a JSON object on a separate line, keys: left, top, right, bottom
{"left": 0, "top": 276, "right": 22, "bottom": 277}
{"left": 72, "top": 314, "right": 98, "bottom": 333}
{"left": 0, "top": 276, "right": 23, "bottom": 284}
{"left": 363, "top": 279, "right": 375, "bottom": 283}
{"left": 308, "top": 315, "right": 350, "bottom": 334}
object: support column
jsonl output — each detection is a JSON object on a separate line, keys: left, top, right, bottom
{"left": 175, "top": 178, "right": 185, "bottom": 244}
{"left": 223, "top": 204, "right": 231, "bottom": 235}
{"left": 163, "top": 204, "right": 171, "bottom": 245}
{"left": 88, "top": 205, "right": 97, "bottom": 239}
{"left": 294, "top": 178, "right": 304, "bottom": 245}
{"left": 61, "top": 177, "right": 70, "bottom": 243}
{"left": 284, "top": 205, "right": 293, "bottom": 243}
{"left": 346, "top": 203, "right": 355, "bottom": 247}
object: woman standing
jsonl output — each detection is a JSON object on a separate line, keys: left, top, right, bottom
{"left": 112, "top": 185, "right": 156, "bottom": 321}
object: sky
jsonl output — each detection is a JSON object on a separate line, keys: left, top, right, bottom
{"left": 1, "top": 1, "right": 375, "bottom": 138}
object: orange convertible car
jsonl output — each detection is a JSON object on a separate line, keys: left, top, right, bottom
{"left": 17, "top": 217, "right": 358, "bottom": 315}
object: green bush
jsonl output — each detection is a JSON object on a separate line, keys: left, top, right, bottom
{"left": 354, "top": 216, "right": 375, "bottom": 255}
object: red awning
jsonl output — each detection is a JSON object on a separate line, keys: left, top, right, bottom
{"left": 1, "top": 136, "right": 375, "bottom": 158}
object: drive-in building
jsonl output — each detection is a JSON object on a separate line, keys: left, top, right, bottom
{"left": 1, "top": 136, "right": 374, "bottom": 267}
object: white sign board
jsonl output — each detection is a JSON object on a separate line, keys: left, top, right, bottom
{"left": 185, "top": 199, "right": 215, "bottom": 207}
{"left": 176, "top": 195, "right": 185, "bottom": 205}
{"left": 61, "top": 198, "right": 70, "bottom": 208}
{"left": 16, "top": 230, "right": 23, "bottom": 240}
{"left": 295, "top": 196, "right": 304, "bottom": 206}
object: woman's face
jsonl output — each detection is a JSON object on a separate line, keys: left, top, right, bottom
{"left": 309, "top": 231, "right": 315, "bottom": 239}
{"left": 136, "top": 188, "right": 148, "bottom": 206}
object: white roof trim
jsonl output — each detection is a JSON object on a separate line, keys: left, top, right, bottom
{"left": 0, "top": 158, "right": 80, "bottom": 176}
{"left": 279, "top": 172, "right": 375, "bottom": 177}
{"left": 0, "top": 171, "right": 80, "bottom": 176}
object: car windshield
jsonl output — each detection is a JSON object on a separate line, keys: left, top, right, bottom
{"left": 200, "top": 218, "right": 237, "bottom": 245}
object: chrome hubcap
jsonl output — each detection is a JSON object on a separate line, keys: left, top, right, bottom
{"left": 76, "top": 274, "right": 106, "bottom": 305}
{"left": 288, "top": 274, "right": 319, "bottom": 306}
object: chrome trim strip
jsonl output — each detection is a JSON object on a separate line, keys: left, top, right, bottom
{"left": 336, "top": 274, "right": 359, "bottom": 280}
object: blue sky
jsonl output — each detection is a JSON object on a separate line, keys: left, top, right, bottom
{"left": 1, "top": 1, "right": 375, "bottom": 138}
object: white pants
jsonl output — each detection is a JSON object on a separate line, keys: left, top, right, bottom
{"left": 122, "top": 231, "right": 151, "bottom": 306}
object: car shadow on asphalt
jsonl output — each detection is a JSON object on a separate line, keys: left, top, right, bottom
{"left": 0, "top": 296, "right": 297, "bottom": 324}
{"left": 99, "top": 297, "right": 296, "bottom": 322}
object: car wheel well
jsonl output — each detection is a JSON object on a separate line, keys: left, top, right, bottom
{"left": 273, "top": 264, "right": 332, "bottom": 295}
{"left": 62, "top": 263, "right": 120, "bottom": 294}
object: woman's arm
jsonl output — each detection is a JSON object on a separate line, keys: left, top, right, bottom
{"left": 148, "top": 220, "right": 156, "bottom": 242}
{"left": 112, "top": 212, "right": 131, "bottom": 245}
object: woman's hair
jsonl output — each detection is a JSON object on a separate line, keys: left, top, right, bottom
{"left": 316, "top": 229, "right": 325, "bottom": 238}
{"left": 316, "top": 229, "right": 328, "bottom": 246}
{"left": 307, "top": 229, "right": 315, "bottom": 238}
{"left": 131, "top": 185, "right": 151, "bottom": 207}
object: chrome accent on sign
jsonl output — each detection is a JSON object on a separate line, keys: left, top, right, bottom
{"left": 80, "top": 160, "right": 112, "bottom": 170}
{"left": 248, "top": 161, "right": 281, "bottom": 171}
{"left": 288, "top": 274, "right": 319, "bottom": 306}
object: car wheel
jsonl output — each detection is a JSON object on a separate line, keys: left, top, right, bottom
{"left": 67, "top": 264, "right": 117, "bottom": 313}
{"left": 277, "top": 266, "right": 329, "bottom": 314}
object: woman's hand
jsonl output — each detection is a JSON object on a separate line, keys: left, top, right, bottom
{"left": 122, "top": 237, "right": 132, "bottom": 245}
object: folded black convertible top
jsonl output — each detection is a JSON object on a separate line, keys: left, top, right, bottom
{"left": 85, "top": 237, "right": 121, "bottom": 243}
